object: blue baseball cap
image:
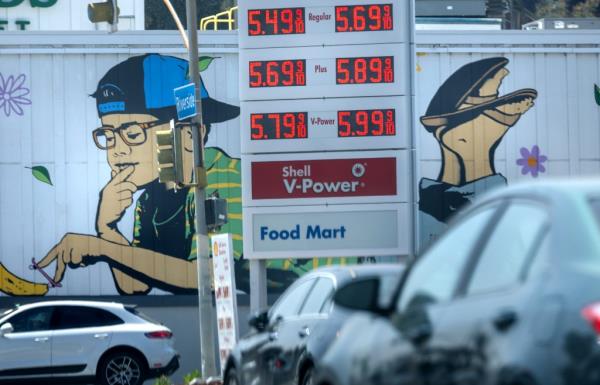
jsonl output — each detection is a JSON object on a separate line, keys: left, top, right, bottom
{"left": 92, "top": 54, "right": 239, "bottom": 124}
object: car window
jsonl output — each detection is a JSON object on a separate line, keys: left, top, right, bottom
{"left": 466, "top": 202, "right": 548, "bottom": 296}
{"left": 4, "top": 306, "right": 54, "bottom": 333}
{"left": 270, "top": 279, "right": 316, "bottom": 320}
{"left": 397, "top": 205, "right": 499, "bottom": 313}
{"left": 300, "top": 277, "right": 335, "bottom": 315}
{"left": 53, "top": 306, "right": 124, "bottom": 329}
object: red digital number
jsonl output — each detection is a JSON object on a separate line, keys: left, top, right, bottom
{"left": 353, "top": 6, "right": 366, "bottom": 31}
{"left": 368, "top": 5, "right": 382, "bottom": 31}
{"left": 248, "top": 8, "right": 305, "bottom": 36}
{"left": 337, "top": 58, "right": 351, "bottom": 84}
{"left": 249, "top": 62, "right": 262, "bottom": 87}
{"left": 297, "top": 112, "right": 307, "bottom": 137}
{"left": 265, "top": 9, "right": 278, "bottom": 35}
{"left": 251, "top": 114, "right": 264, "bottom": 139}
{"left": 369, "top": 58, "right": 382, "bottom": 83}
{"left": 383, "top": 5, "right": 392, "bottom": 30}
{"left": 266, "top": 62, "right": 279, "bottom": 86}
{"left": 335, "top": 4, "right": 393, "bottom": 32}
{"left": 248, "top": 10, "right": 262, "bottom": 35}
{"left": 281, "top": 61, "right": 294, "bottom": 86}
{"left": 336, "top": 56, "right": 393, "bottom": 84}
{"left": 338, "top": 111, "right": 351, "bottom": 137}
{"left": 371, "top": 110, "right": 384, "bottom": 135}
{"left": 281, "top": 9, "right": 293, "bottom": 34}
{"left": 336, "top": 6, "right": 349, "bottom": 32}
{"left": 282, "top": 113, "right": 296, "bottom": 138}
{"left": 249, "top": 60, "right": 305, "bottom": 88}
{"left": 337, "top": 109, "right": 396, "bottom": 137}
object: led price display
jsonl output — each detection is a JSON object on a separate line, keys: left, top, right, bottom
{"left": 249, "top": 60, "right": 306, "bottom": 88}
{"left": 335, "top": 4, "right": 393, "bottom": 32}
{"left": 338, "top": 109, "right": 396, "bottom": 137}
{"left": 336, "top": 56, "right": 394, "bottom": 84}
{"left": 251, "top": 112, "right": 308, "bottom": 140}
{"left": 248, "top": 8, "right": 306, "bottom": 36}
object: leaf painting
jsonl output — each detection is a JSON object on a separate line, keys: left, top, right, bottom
{"left": 26, "top": 166, "right": 53, "bottom": 186}
{"left": 595, "top": 84, "right": 600, "bottom": 106}
{"left": 199, "top": 56, "right": 219, "bottom": 73}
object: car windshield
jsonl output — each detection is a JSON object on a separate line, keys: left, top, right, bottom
{"left": 0, "top": 306, "right": 17, "bottom": 319}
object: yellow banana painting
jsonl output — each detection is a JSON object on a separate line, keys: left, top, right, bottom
{"left": 0, "top": 263, "right": 48, "bottom": 296}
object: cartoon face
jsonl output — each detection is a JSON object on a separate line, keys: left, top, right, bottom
{"left": 96, "top": 113, "right": 170, "bottom": 188}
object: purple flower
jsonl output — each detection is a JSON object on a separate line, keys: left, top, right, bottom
{"left": 0, "top": 73, "right": 31, "bottom": 117}
{"left": 516, "top": 145, "right": 547, "bottom": 178}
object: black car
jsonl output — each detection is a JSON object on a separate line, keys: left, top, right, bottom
{"left": 315, "top": 180, "right": 600, "bottom": 385}
{"left": 223, "top": 264, "right": 405, "bottom": 385}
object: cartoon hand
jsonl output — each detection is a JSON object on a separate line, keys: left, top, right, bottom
{"left": 97, "top": 166, "right": 138, "bottom": 235}
{"left": 435, "top": 96, "right": 535, "bottom": 185}
{"left": 37, "top": 233, "right": 100, "bottom": 284}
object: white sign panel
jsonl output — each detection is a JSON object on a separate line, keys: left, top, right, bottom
{"left": 240, "top": 96, "right": 411, "bottom": 154}
{"left": 211, "top": 234, "right": 239, "bottom": 372}
{"left": 238, "top": 0, "right": 409, "bottom": 48}
{"left": 239, "top": 44, "right": 408, "bottom": 100}
{"left": 243, "top": 203, "right": 411, "bottom": 259}
{"left": 242, "top": 150, "right": 411, "bottom": 207}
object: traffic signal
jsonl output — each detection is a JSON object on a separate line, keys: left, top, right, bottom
{"left": 87, "top": 0, "right": 119, "bottom": 24}
{"left": 155, "top": 121, "right": 184, "bottom": 185}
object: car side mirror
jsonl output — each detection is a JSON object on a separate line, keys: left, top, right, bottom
{"left": 0, "top": 323, "right": 13, "bottom": 336}
{"left": 248, "top": 311, "right": 269, "bottom": 332}
{"left": 333, "top": 277, "right": 383, "bottom": 314}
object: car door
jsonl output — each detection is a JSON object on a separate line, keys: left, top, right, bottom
{"left": 50, "top": 305, "right": 121, "bottom": 375}
{"left": 271, "top": 276, "right": 335, "bottom": 385}
{"left": 338, "top": 203, "right": 502, "bottom": 385}
{"left": 431, "top": 200, "right": 552, "bottom": 385}
{"left": 0, "top": 305, "right": 54, "bottom": 377}
{"left": 240, "top": 278, "right": 315, "bottom": 385}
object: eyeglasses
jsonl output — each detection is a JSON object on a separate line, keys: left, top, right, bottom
{"left": 92, "top": 120, "right": 168, "bottom": 150}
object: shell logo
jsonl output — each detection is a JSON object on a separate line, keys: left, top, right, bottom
{"left": 213, "top": 241, "right": 219, "bottom": 256}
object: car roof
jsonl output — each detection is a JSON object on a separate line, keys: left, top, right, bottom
{"left": 479, "top": 177, "right": 600, "bottom": 203}
{"left": 299, "top": 263, "right": 406, "bottom": 286}
{"left": 10, "top": 300, "right": 126, "bottom": 312}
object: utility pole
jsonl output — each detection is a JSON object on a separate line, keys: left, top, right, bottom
{"left": 186, "top": 0, "right": 218, "bottom": 378}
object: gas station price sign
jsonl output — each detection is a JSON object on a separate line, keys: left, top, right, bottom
{"left": 238, "top": 0, "right": 408, "bottom": 48}
{"left": 241, "top": 96, "right": 410, "bottom": 153}
{"left": 240, "top": 44, "right": 406, "bottom": 100}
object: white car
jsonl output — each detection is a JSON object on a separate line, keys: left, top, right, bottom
{"left": 0, "top": 300, "right": 179, "bottom": 385}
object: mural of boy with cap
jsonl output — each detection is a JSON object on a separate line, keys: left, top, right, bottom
{"left": 33, "top": 54, "right": 240, "bottom": 295}
{"left": 419, "top": 57, "right": 537, "bottom": 248}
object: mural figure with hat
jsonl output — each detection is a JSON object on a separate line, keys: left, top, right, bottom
{"left": 419, "top": 57, "right": 537, "bottom": 248}
{"left": 25, "top": 54, "right": 241, "bottom": 295}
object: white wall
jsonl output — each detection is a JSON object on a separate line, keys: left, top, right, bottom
{"left": 0, "top": 0, "right": 144, "bottom": 31}
{"left": 2, "top": 30, "right": 600, "bottom": 296}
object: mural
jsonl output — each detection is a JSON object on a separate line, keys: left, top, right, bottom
{"left": 419, "top": 57, "right": 538, "bottom": 248}
{"left": 0, "top": 54, "right": 241, "bottom": 296}
{"left": 0, "top": 53, "right": 352, "bottom": 297}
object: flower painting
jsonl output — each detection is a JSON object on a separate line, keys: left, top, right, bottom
{"left": 517, "top": 145, "right": 547, "bottom": 178}
{"left": 0, "top": 73, "right": 32, "bottom": 117}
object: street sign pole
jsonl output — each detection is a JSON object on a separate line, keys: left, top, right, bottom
{"left": 186, "top": 0, "right": 218, "bottom": 378}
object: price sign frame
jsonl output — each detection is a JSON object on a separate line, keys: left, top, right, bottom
{"left": 240, "top": 44, "right": 407, "bottom": 100}
{"left": 238, "top": 0, "right": 409, "bottom": 48}
{"left": 242, "top": 203, "right": 412, "bottom": 259}
{"left": 240, "top": 96, "right": 411, "bottom": 154}
{"left": 242, "top": 149, "right": 411, "bottom": 207}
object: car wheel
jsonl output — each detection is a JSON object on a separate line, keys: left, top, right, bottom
{"left": 98, "top": 351, "right": 146, "bottom": 385}
{"left": 301, "top": 367, "right": 314, "bottom": 385}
